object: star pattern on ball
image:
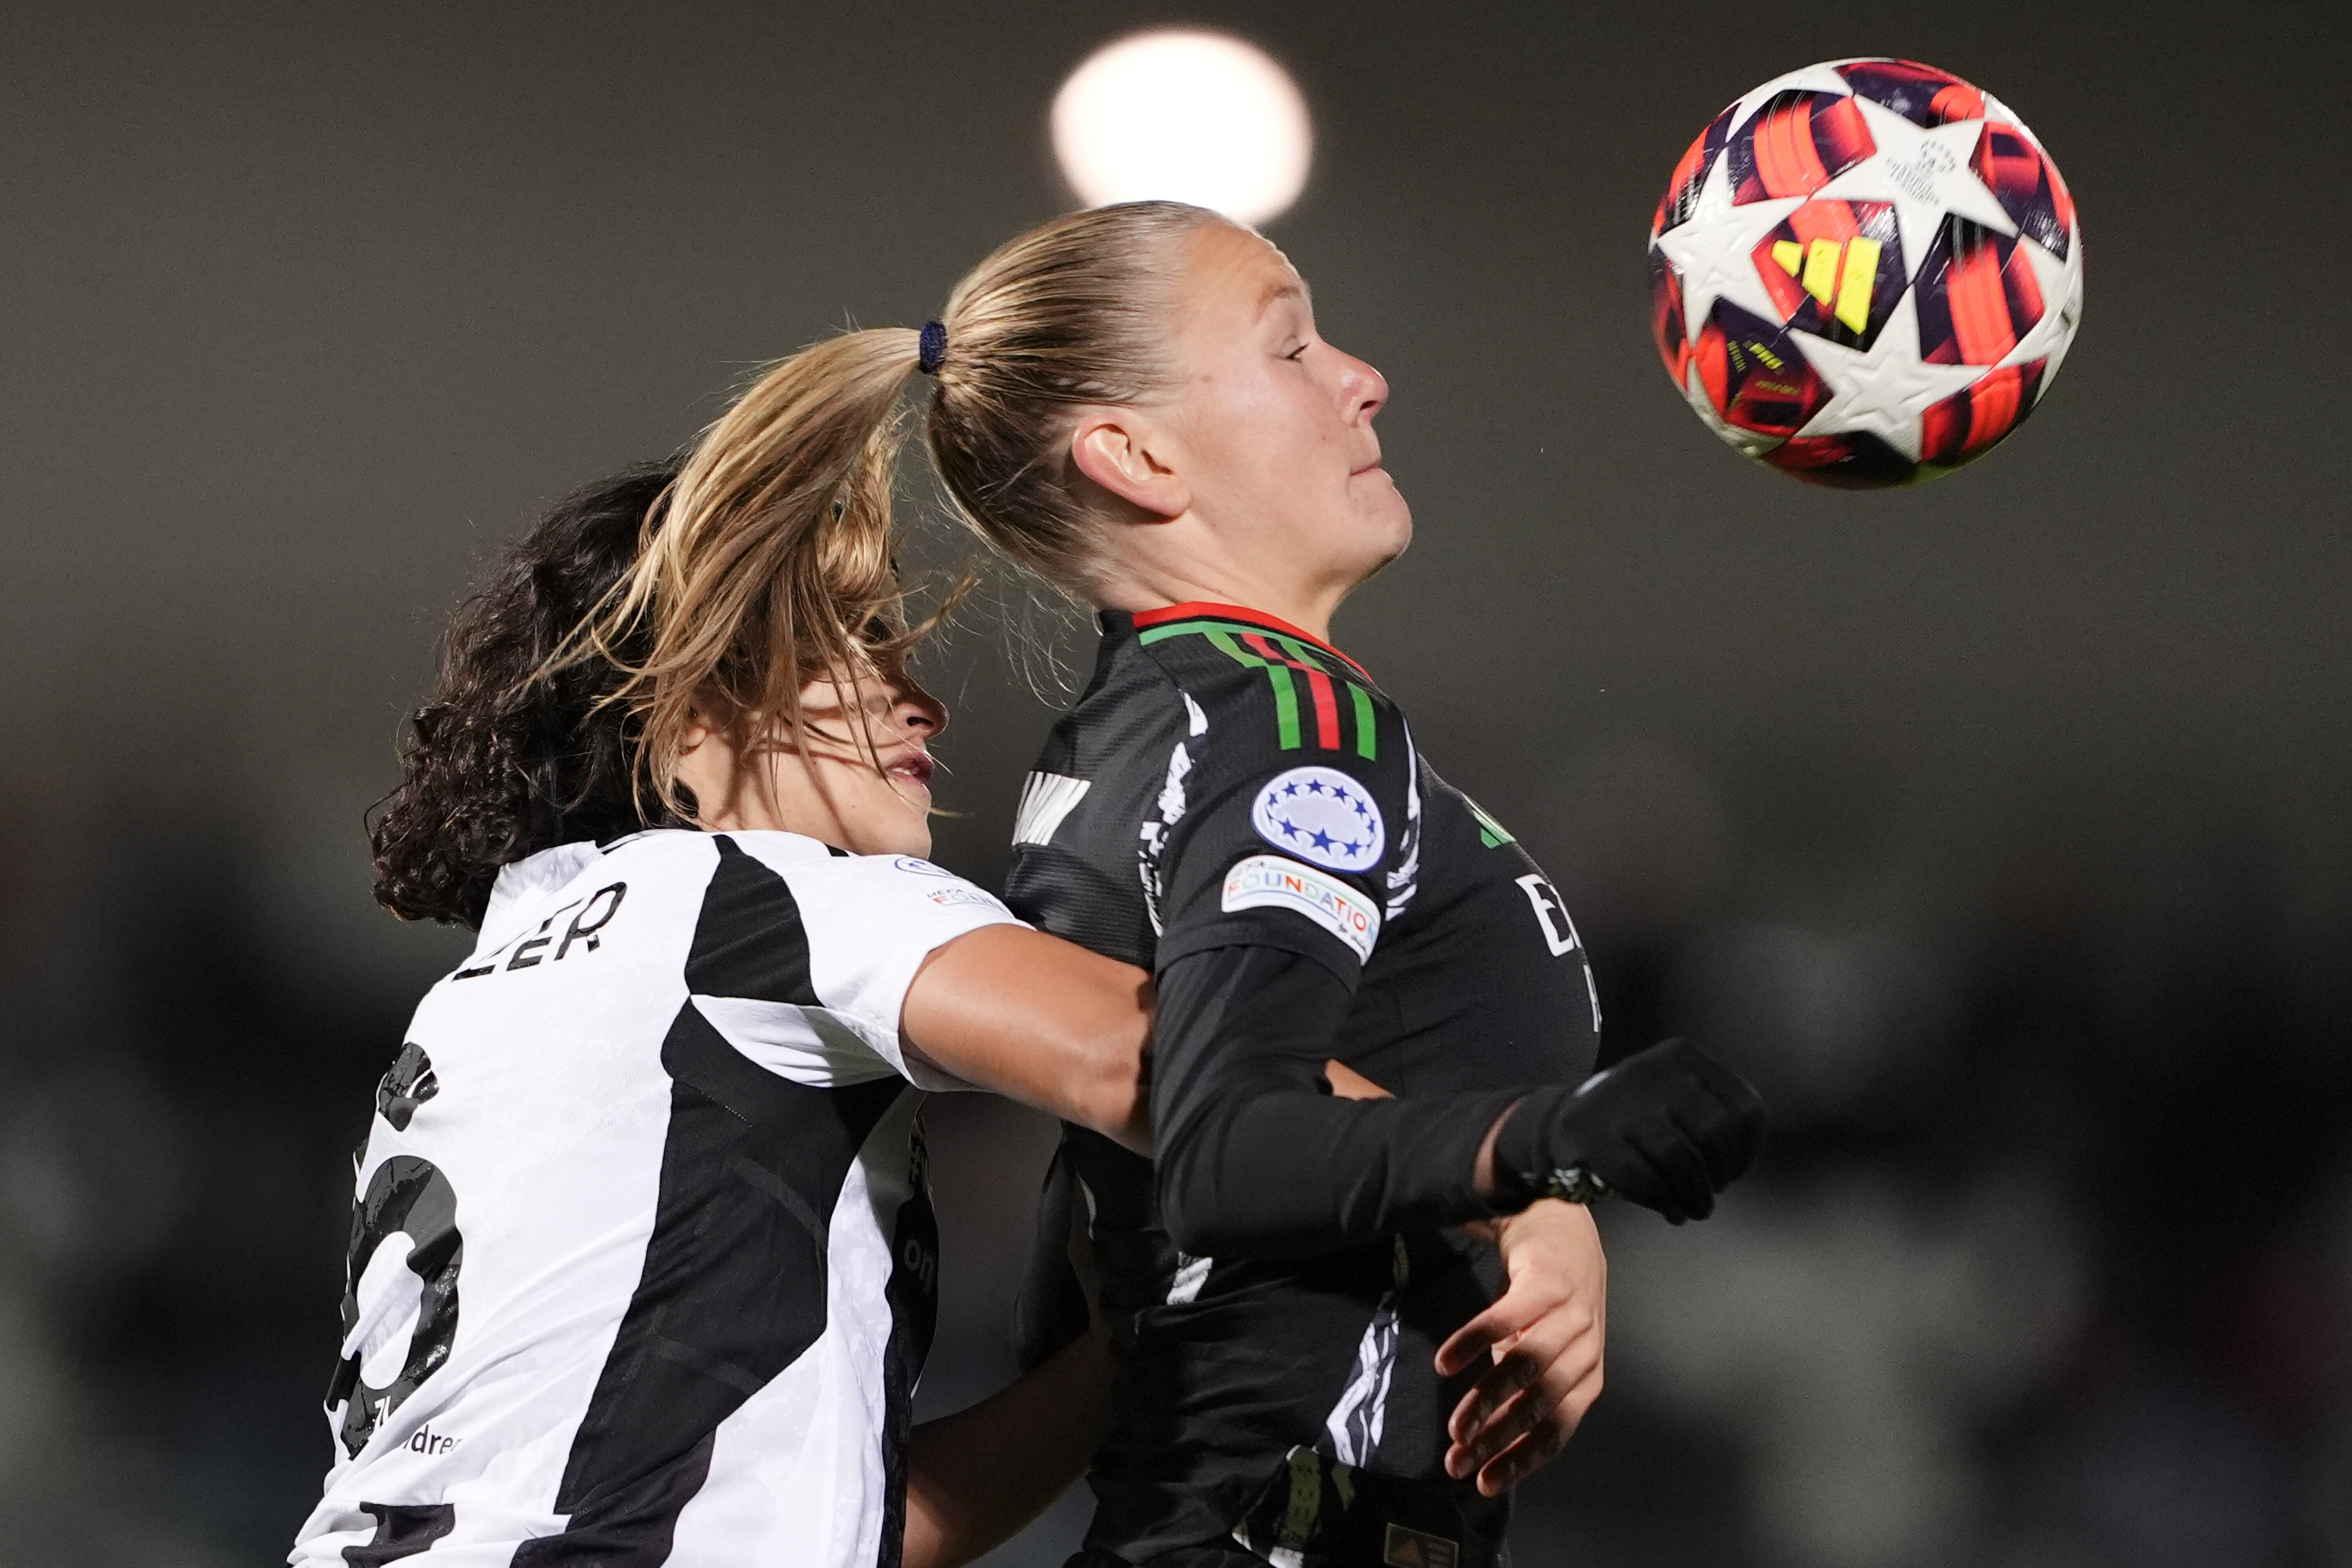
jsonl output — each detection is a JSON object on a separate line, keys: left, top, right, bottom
{"left": 1645, "top": 60, "right": 2082, "bottom": 486}
{"left": 1816, "top": 94, "right": 2017, "bottom": 266}
{"left": 2000, "top": 230, "right": 2085, "bottom": 383}
{"left": 1653, "top": 151, "right": 1803, "bottom": 347}
{"left": 1981, "top": 93, "right": 2030, "bottom": 140}
{"left": 1791, "top": 290, "right": 1984, "bottom": 460}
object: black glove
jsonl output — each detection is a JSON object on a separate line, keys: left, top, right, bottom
{"left": 1491, "top": 1038, "right": 1766, "bottom": 1223}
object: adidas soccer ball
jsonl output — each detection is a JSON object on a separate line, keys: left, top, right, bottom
{"left": 1649, "top": 59, "right": 2083, "bottom": 487}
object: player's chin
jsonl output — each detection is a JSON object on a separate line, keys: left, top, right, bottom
{"left": 1350, "top": 497, "right": 1413, "bottom": 579}
{"left": 881, "top": 793, "right": 934, "bottom": 858}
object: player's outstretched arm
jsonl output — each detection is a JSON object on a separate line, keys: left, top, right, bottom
{"left": 900, "top": 925, "right": 1154, "bottom": 1153}
{"left": 900, "top": 1328, "right": 1114, "bottom": 1568}
{"left": 1150, "top": 944, "right": 1767, "bottom": 1254}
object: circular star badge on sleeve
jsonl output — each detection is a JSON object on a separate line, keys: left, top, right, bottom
{"left": 1249, "top": 766, "right": 1386, "bottom": 873}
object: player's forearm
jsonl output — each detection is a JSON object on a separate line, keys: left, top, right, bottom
{"left": 1160, "top": 1084, "right": 1517, "bottom": 1254}
{"left": 900, "top": 1330, "right": 1114, "bottom": 1568}
{"left": 1152, "top": 944, "right": 1517, "bottom": 1255}
{"left": 903, "top": 926, "right": 1154, "bottom": 1152}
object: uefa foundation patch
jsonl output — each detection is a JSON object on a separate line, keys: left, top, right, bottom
{"left": 1250, "top": 766, "right": 1385, "bottom": 873}
{"left": 1221, "top": 854, "right": 1381, "bottom": 961}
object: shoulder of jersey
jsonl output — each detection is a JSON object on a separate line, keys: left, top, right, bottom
{"left": 1129, "top": 609, "right": 1397, "bottom": 767}
{"left": 595, "top": 826, "right": 714, "bottom": 862}
{"left": 811, "top": 845, "right": 1014, "bottom": 915}
{"left": 481, "top": 830, "right": 698, "bottom": 918}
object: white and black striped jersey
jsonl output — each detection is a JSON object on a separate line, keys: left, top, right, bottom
{"left": 290, "top": 829, "right": 1024, "bottom": 1568}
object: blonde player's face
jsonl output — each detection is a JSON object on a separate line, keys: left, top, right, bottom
{"left": 1161, "top": 223, "right": 1412, "bottom": 593}
{"left": 674, "top": 672, "right": 945, "bottom": 859}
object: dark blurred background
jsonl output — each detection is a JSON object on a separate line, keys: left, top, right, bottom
{"left": 3, "top": 2, "right": 2348, "bottom": 1564}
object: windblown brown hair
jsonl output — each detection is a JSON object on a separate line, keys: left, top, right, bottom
{"left": 370, "top": 463, "right": 688, "bottom": 927}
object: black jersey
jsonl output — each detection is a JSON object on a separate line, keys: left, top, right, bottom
{"left": 1004, "top": 604, "right": 1601, "bottom": 1567}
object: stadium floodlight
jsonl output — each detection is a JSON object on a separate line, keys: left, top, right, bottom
{"left": 1051, "top": 30, "right": 1312, "bottom": 224}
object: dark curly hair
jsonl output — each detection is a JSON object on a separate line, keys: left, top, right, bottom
{"left": 370, "top": 462, "right": 687, "bottom": 927}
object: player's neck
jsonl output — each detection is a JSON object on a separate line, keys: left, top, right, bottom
{"left": 1091, "top": 544, "right": 1348, "bottom": 644}
{"left": 671, "top": 739, "right": 930, "bottom": 859}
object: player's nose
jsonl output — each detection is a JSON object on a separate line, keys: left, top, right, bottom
{"left": 894, "top": 686, "right": 947, "bottom": 739}
{"left": 1334, "top": 348, "right": 1387, "bottom": 425}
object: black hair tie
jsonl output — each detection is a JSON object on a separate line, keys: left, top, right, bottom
{"left": 916, "top": 319, "right": 947, "bottom": 375}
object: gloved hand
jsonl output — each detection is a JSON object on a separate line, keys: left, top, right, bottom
{"left": 1491, "top": 1038, "right": 1766, "bottom": 1223}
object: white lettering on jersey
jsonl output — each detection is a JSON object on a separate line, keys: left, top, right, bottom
{"left": 1515, "top": 873, "right": 1603, "bottom": 1033}
{"left": 1221, "top": 854, "right": 1381, "bottom": 962}
{"left": 1013, "top": 773, "right": 1092, "bottom": 847}
{"left": 453, "top": 881, "right": 628, "bottom": 980}
{"left": 1514, "top": 873, "right": 1581, "bottom": 957}
{"left": 1250, "top": 766, "right": 1385, "bottom": 873}
{"left": 1157, "top": 744, "right": 1194, "bottom": 825}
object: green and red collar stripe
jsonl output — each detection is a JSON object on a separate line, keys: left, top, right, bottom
{"left": 1130, "top": 602, "right": 1378, "bottom": 758}
{"left": 1130, "top": 602, "right": 1372, "bottom": 679}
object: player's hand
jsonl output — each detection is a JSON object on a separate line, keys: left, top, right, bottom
{"left": 1498, "top": 1038, "right": 1766, "bottom": 1223}
{"left": 1436, "top": 1199, "right": 1605, "bottom": 1495}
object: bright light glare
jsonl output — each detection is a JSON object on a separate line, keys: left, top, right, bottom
{"left": 1052, "top": 31, "right": 1312, "bottom": 223}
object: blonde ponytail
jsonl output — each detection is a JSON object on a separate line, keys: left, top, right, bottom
{"left": 558, "top": 201, "right": 1228, "bottom": 822}
{"left": 580, "top": 327, "right": 926, "bottom": 820}
{"left": 924, "top": 200, "right": 1224, "bottom": 593}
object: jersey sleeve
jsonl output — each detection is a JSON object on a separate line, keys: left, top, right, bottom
{"left": 691, "top": 841, "right": 1028, "bottom": 1093}
{"left": 796, "top": 853, "right": 1032, "bottom": 1091}
{"left": 1146, "top": 665, "right": 1419, "bottom": 988}
{"left": 1150, "top": 944, "right": 1517, "bottom": 1254}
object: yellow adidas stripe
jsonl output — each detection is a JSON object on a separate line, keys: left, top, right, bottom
{"left": 1769, "top": 234, "right": 1881, "bottom": 333}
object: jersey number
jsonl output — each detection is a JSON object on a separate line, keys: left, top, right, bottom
{"left": 327, "top": 1156, "right": 463, "bottom": 1459}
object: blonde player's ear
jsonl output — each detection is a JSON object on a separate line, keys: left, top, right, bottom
{"left": 1070, "top": 409, "right": 1190, "bottom": 523}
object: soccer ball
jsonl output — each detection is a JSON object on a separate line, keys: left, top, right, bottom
{"left": 1649, "top": 59, "right": 2083, "bottom": 487}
